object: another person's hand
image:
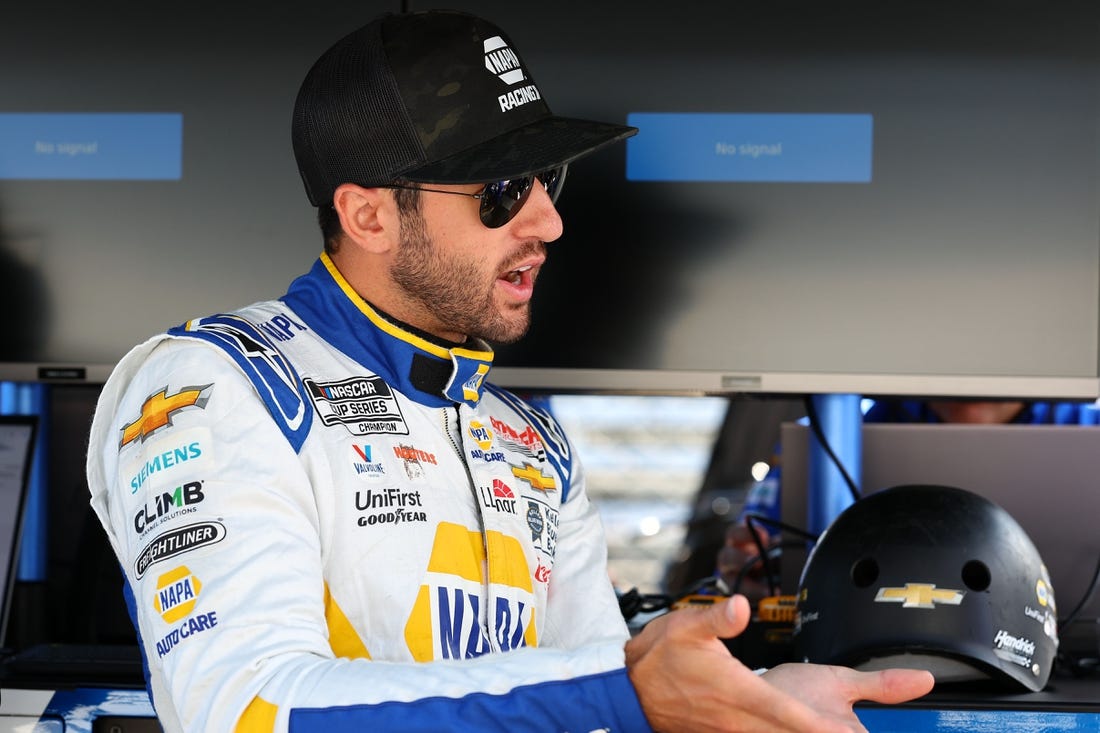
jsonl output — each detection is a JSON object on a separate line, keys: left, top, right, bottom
{"left": 624, "top": 595, "right": 934, "bottom": 733}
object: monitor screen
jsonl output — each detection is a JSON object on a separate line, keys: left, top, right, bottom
{"left": 1, "top": 1, "right": 1097, "bottom": 398}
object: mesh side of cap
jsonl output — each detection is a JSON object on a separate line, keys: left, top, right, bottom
{"left": 292, "top": 19, "right": 425, "bottom": 206}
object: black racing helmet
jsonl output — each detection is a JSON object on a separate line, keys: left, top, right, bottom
{"left": 792, "top": 484, "right": 1058, "bottom": 692}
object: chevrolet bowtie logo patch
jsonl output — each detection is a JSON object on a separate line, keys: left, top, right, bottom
{"left": 511, "top": 462, "right": 557, "bottom": 493}
{"left": 874, "top": 583, "right": 965, "bottom": 609}
{"left": 120, "top": 384, "right": 213, "bottom": 448}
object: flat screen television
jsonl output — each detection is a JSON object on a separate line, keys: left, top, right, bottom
{"left": 1, "top": 0, "right": 1097, "bottom": 398}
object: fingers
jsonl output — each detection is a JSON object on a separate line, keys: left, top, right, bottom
{"left": 848, "top": 667, "right": 935, "bottom": 705}
{"left": 705, "top": 594, "right": 751, "bottom": 640}
{"left": 654, "top": 594, "right": 752, "bottom": 643}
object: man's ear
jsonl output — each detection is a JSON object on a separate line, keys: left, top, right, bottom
{"left": 332, "top": 183, "right": 398, "bottom": 253}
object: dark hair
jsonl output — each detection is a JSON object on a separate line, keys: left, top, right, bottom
{"left": 320, "top": 184, "right": 422, "bottom": 255}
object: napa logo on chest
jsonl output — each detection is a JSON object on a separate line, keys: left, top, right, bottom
{"left": 153, "top": 565, "right": 202, "bottom": 624}
{"left": 403, "top": 523, "right": 537, "bottom": 662}
{"left": 468, "top": 420, "right": 494, "bottom": 450}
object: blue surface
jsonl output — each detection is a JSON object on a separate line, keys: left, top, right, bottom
{"left": 31, "top": 688, "right": 156, "bottom": 733}
{"left": 7, "top": 687, "right": 1100, "bottom": 731}
{"left": 858, "top": 706, "right": 1100, "bottom": 732}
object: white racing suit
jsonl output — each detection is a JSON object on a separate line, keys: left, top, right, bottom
{"left": 86, "top": 253, "right": 652, "bottom": 732}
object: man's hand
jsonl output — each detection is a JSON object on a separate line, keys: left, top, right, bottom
{"left": 624, "top": 595, "right": 934, "bottom": 732}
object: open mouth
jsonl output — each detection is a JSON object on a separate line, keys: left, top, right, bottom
{"left": 504, "top": 264, "right": 533, "bottom": 286}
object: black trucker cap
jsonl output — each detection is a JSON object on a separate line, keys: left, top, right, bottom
{"left": 291, "top": 9, "right": 638, "bottom": 206}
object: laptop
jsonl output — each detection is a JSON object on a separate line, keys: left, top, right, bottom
{"left": 0, "top": 415, "right": 37, "bottom": 651}
{"left": 0, "top": 413, "right": 148, "bottom": 693}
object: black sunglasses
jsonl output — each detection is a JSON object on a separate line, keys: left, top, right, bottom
{"left": 380, "top": 165, "right": 567, "bottom": 229}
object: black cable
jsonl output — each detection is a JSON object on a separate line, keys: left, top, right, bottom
{"left": 742, "top": 512, "right": 818, "bottom": 543}
{"left": 742, "top": 514, "right": 776, "bottom": 595}
{"left": 740, "top": 513, "right": 819, "bottom": 597}
{"left": 1058, "top": 551, "right": 1100, "bottom": 633}
{"left": 802, "top": 395, "right": 862, "bottom": 502}
{"left": 618, "top": 587, "right": 673, "bottom": 621}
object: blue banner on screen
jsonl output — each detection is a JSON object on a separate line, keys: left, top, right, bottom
{"left": 626, "top": 112, "right": 873, "bottom": 183}
{"left": 0, "top": 113, "right": 182, "bottom": 180}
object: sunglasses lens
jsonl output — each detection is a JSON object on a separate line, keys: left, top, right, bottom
{"left": 478, "top": 165, "right": 568, "bottom": 228}
{"left": 540, "top": 165, "right": 567, "bottom": 204}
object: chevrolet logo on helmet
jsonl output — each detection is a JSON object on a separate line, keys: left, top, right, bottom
{"left": 874, "top": 583, "right": 965, "bottom": 609}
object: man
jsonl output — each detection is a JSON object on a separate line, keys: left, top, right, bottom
{"left": 86, "top": 10, "right": 932, "bottom": 732}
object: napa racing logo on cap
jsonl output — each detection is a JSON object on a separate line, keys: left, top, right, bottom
{"left": 874, "top": 583, "right": 964, "bottom": 609}
{"left": 483, "top": 35, "right": 541, "bottom": 111}
{"left": 483, "top": 36, "right": 525, "bottom": 84}
{"left": 120, "top": 384, "right": 213, "bottom": 449}
{"left": 305, "top": 376, "right": 408, "bottom": 436}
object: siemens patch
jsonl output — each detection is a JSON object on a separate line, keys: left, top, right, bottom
{"left": 124, "top": 427, "right": 210, "bottom": 494}
{"left": 306, "top": 376, "right": 408, "bottom": 435}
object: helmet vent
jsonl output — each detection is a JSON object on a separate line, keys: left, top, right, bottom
{"left": 962, "top": 560, "right": 991, "bottom": 591}
{"left": 850, "top": 557, "right": 879, "bottom": 588}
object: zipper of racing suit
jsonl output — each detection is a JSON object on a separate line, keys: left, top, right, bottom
{"left": 442, "top": 404, "right": 498, "bottom": 651}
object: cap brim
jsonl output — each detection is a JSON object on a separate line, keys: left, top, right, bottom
{"left": 400, "top": 116, "right": 638, "bottom": 184}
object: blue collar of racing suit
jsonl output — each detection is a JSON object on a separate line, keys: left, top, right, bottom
{"left": 281, "top": 253, "right": 494, "bottom": 409}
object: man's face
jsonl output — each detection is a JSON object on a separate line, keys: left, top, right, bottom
{"left": 389, "top": 179, "right": 564, "bottom": 344}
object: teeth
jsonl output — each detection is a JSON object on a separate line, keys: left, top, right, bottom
{"left": 506, "top": 264, "right": 532, "bottom": 286}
